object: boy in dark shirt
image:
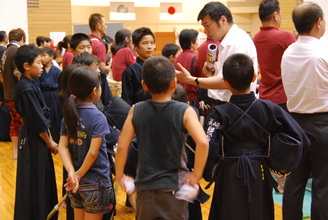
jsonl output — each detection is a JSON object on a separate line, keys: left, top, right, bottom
{"left": 116, "top": 56, "right": 209, "bottom": 220}
{"left": 200, "top": 53, "right": 310, "bottom": 220}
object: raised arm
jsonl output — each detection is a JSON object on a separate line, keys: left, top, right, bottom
{"left": 176, "top": 63, "right": 227, "bottom": 90}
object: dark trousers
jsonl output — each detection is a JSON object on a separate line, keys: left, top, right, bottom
{"left": 283, "top": 112, "right": 328, "bottom": 220}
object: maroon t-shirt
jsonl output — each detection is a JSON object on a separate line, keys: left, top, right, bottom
{"left": 90, "top": 34, "right": 107, "bottom": 63}
{"left": 254, "top": 26, "right": 295, "bottom": 104}
{"left": 62, "top": 50, "right": 74, "bottom": 69}
{"left": 174, "top": 49, "right": 200, "bottom": 104}
{"left": 111, "top": 47, "right": 136, "bottom": 81}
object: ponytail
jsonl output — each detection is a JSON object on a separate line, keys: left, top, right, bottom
{"left": 62, "top": 96, "right": 80, "bottom": 140}
{"left": 111, "top": 29, "right": 131, "bottom": 55}
{"left": 62, "top": 65, "right": 100, "bottom": 140}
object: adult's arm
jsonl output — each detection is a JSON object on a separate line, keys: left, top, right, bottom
{"left": 176, "top": 63, "right": 227, "bottom": 90}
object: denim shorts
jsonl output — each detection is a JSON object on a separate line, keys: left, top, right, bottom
{"left": 69, "top": 178, "right": 115, "bottom": 214}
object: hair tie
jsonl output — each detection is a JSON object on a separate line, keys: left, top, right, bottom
{"left": 71, "top": 94, "right": 76, "bottom": 99}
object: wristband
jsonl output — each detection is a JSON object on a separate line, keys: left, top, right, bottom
{"left": 195, "top": 77, "right": 199, "bottom": 87}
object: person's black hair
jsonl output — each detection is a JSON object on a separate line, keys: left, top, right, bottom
{"left": 41, "top": 47, "right": 57, "bottom": 59}
{"left": 172, "top": 84, "right": 188, "bottom": 103}
{"left": 179, "top": 29, "right": 199, "bottom": 50}
{"left": 0, "top": 31, "right": 7, "bottom": 42}
{"left": 73, "top": 52, "right": 100, "bottom": 66}
{"left": 59, "top": 64, "right": 84, "bottom": 98}
{"left": 259, "top": 0, "right": 280, "bottom": 22}
{"left": 142, "top": 56, "right": 175, "bottom": 94}
{"left": 62, "top": 65, "right": 100, "bottom": 140}
{"left": 197, "top": 1, "right": 233, "bottom": 24}
{"left": 101, "top": 35, "right": 114, "bottom": 54}
{"left": 89, "top": 13, "right": 104, "bottom": 31}
{"left": 69, "top": 33, "right": 91, "bottom": 50}
{"left": 57, "top": 35, "right": 72, "bottom": 55}
{"left": 8, "top": 28, "right": 26, "bottom": 43}
{"left": 222, "top": 53, "right": 254, "bottom": 91}
{"left": 36, "top": 36, "right": 46, "bottom": 46}
{"left": 15, "top": 45, "right": 42, "bottom": 74}
{"left": 111, "top": 29, "right": 132, "bottom": 55}
{"left": 161, "top": 43, "right": 180, "bottom": 58}
{"left": 132, "top": 27, "right": 155, "bottom": 47}
{"left": 292, "top": 2, "right": 323, "bottom": 35}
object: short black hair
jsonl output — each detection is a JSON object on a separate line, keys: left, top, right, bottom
{"left": 73, "top": 52, "right": 100, "bottom": 66}
{"left": 69, "top": 33, "right": 91, "bottom": 50}
{"left": 142, "top": 56, "right": 175, "bottom": 94}
{"left": 222, "top": 53, "right": 254, "bottom": 91}
{"left": 132, "top": 27, "right": 155, "bottom": 47}
{"left": 36, "top": 36, "right": 46, "bottom": 46}
{"left": 101, "top": 35, "right": 113, "bottom": 53}
{"left": 179, "top": 29, "right": 198, "bottom": 50}
{"left": 197, "top": 1, "right": 233, "bottom": 24}
{"left": 162, "top": 43, "right": 180, "bottom": 58}
{"left": 172, "top": 84, "right": 188, "bottom": 103}
{"left": 259, "top": 0, "right": 280, "bottom": 22}
{"left": 89, "top": 13, "right": 104, "bottom": 31}
{"left": 15, "top": 45, "right": 42, "bottom": 74}
{"left": 0, "top": 31, "right": 7, "bottom": 42}
{"left": 41, "top": 47, "right": 57, "bottom": 59}
{"left": 292, "top": 2, "right": 323, "bottom": 35}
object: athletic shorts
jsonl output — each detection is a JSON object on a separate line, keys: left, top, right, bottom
{"left": 136, "top": 189, "right": 189, "bottom": 220}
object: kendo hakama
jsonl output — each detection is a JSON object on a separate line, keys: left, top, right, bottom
{"left": 13, "top": 75, "right": 58, "bottom": 220}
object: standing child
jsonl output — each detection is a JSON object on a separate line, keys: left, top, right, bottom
{"left": 191, "top": 53, "right": 310, "bottom": 220}
{"left": 72, "top": 52, "right": 113, "bottom": 111}
{"left": 58, "top": 35, "right": 73, "bottom": 69}
{"left": 58, "top": 65, "right": 115, "bottom": 220}
{"left": 70, "top": 34, "right": 113, "bottom": 109}
{"left": 36, "top": 47, "right": 62, "bottom": 142}
{"left": 121, "top": 27, "right": 155, "bottom": 106}
{"left": 116, "top": 56, "right": 209, "bottom": 220}
{"left": 111, "top": 29, "right": 136, "bottom": 82}
{"left": 161, "top": 43, "right": 181, "bottom": 64}
{"left": 13, "top": 45, "right": 58, "bottom": 220}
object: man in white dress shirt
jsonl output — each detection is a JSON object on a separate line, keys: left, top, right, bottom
{"left": 281, "top": 2, "right": 328, "bottom": 219}
{"left": 176, "top": 1, "right": 257, "bottom": 104}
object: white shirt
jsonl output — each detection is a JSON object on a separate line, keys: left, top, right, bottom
{"left": 281, "top": 36, "right": 328, "bottom": 113}
{"left": 209, "top": 24, "right": 258, "bottom": 101}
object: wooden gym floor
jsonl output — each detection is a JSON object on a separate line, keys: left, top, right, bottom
{"left": 0, "top": 141, "right": 310, "bottom": 219}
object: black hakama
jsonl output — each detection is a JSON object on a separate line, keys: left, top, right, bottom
{"left": 14, "top": 75, "right": 58, "bottom": 220}
{"left": 204, "top": 92, "right": 309, "bottom": 220}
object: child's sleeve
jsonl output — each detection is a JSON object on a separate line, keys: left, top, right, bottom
{"left": 16, "top": 90, "right": 50, "bottom": 134}
{"left": 203, "top": 107, "right": 223, "bottom": 181}
{"left": 92, "top": 113, "right": 110, "bottom": 138}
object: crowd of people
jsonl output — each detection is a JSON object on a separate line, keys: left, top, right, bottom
{"left": 0, "top": 0, "right": 327, "bottom": 220}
